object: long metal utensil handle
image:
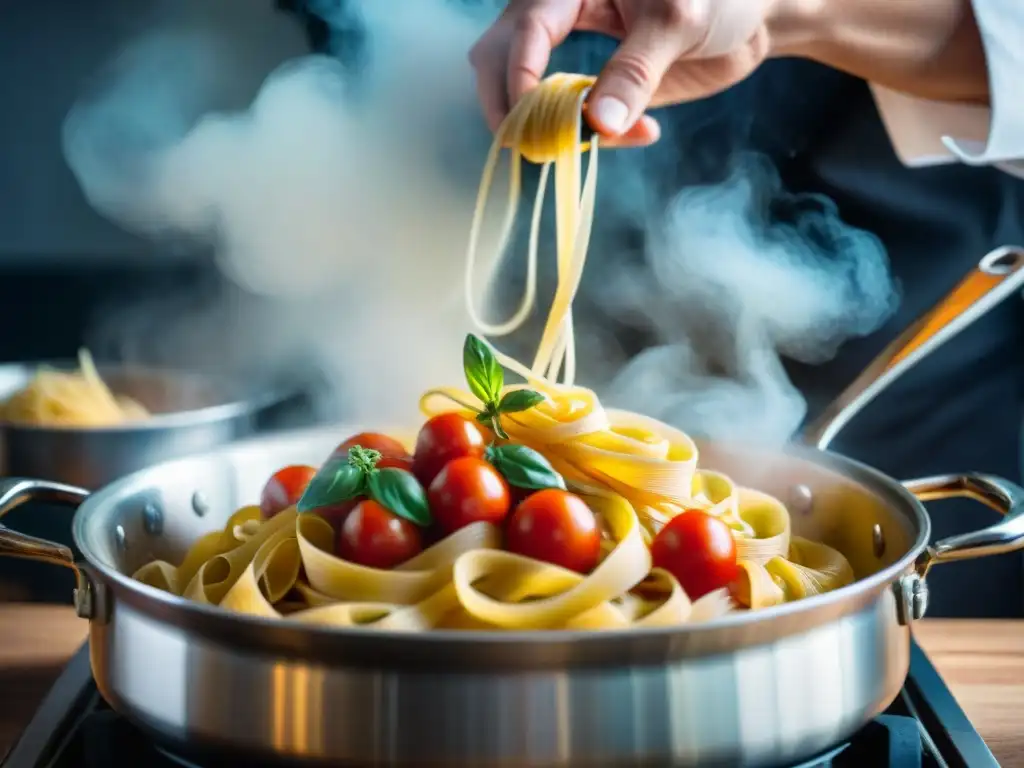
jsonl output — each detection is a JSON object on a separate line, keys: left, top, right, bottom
{"left": 803, "top": 246, "right": 1024, "bottom": 451}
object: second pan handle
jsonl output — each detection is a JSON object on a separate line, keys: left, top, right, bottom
{"left": 803, "top": 246, "right": 1024, "bottom": 451}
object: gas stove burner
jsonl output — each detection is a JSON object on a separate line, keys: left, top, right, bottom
{"left": 1, "top": 642, "right": 1000, "bottom": 768}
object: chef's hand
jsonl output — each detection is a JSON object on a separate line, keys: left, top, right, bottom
{"left": 468, "top": 0, "right": 785, "bottom": 147}
{"left": 469, "top": 0, "right": 988, "bottom": 147}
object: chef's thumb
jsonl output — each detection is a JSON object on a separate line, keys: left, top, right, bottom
{"left": 587, "top": 17, "right": 692, "bottom": 136}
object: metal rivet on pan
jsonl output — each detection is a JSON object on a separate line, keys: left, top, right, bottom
{"left": 872, "top": 523, "right": 886, "bottom": 559}
{"left": 114, "top": 524, "right": 127, "bottom": 551}
{"left": 789, "top": 484, "right": 814, "bottom": 516}
{"left": 191, "top": 491, "right": 210, "bottom": 517}
{"left": 142, "top": 503, "right": 164, "bottom": 536}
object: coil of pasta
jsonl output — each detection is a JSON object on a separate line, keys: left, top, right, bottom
{"left": 132, "top": 73, "right": 854, "bottom": 631}
{"left": 0, "top": 349, "right": 149, "bottom": 427}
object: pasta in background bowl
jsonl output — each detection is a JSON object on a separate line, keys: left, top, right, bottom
{"left": 0, "top": 349, "right": 150, "bottom": 428}
{"left": 0, "top": 356, "right": 290, "bottom": 487}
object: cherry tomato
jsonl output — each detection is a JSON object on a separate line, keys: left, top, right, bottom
{"left": 509, "top": 485, "right": 532, "bottom": 510}
{"left": 505, "top": 489, "right": 601, "bottom": 574}
{"left": 412, "top": 413, "right": 487, "bottom": 487}
{"left": 337, "top": 500, "right": 423, "bottom": 569}
{"left": 312, "top": 456, "right": 414, "bottom": 533}
{"left": 260, "top": 465, "right": 317, "bottom": 520}
{"left": 377, "top": 454, "right": 414, "bottom": 473}
{"left": 428, "top": 456, "right": 511, "bottom": 534}
{"left": 314, "top": 501, "right": 359, "bottom": 532}
{"left": 650, "top": 510, "right": 738, "bottom": 600}
{"left": 333, "top": 432, "right": 408, "bottom": 460}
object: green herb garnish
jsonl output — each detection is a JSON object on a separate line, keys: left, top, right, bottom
{"left": 297, "top": 445, "right": 431, "bottom": 527}
{"left": 463, "top": 334, "right": 545, "bottom": 440}
{"left": 485, "top": 443, "right": 566, "bottom": 492}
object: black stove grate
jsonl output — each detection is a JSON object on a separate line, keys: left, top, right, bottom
{"left": 2, "top": 641, "right": 1000, "bottom": 768}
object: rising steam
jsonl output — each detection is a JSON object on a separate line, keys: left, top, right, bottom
{"left": 62, "top": 0, "right": 896, "bottom": 445}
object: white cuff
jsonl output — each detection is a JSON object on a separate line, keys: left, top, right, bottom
{"left": 871, "top": 0, "right": 1024, "bottom": 175}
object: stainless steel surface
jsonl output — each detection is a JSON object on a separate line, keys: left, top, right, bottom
{"left": 0, "top": 478, "right": 97, "bottom": 619}
{"left": 0, "top": 363, "right": 290, "bottom": 488}
{"left": 905, "top": 473, "right": 1024, "bottom": 569}
{"left": 92, "top": 583, "right": 907, "bottom": 767}
{"left": 803, "top": 245, "right": 1024, "bottom": 451}
{"left": 871, "top": 523, "right": 886, "bottom": 559}
{"left": 0, "top": 250, "right": 1022, "bottom": 766}
{"left": 0, "top": 478, "right": 88, "bottom": 569}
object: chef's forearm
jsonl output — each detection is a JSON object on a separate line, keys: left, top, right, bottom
{"left": 769, "top": 0, "right": 990, "bottom": 104}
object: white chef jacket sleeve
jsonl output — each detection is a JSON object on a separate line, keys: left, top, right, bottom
{"left": 870, "top": 0, "right": 1024, "bottom": 179}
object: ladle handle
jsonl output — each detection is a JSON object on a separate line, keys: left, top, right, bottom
{"left": 803, "top": 246, "right": 1024, "bottom": 451}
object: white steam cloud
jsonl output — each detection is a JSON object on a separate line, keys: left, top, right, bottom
{"left": 596, "top": 155, "right": 897, "bottom": 444}
{"left": 62, "top": 0, "right": 896, "bottom": 445}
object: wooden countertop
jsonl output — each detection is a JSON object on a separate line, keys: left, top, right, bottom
{"left": 0, "top": 606, "right": 1021, "bottom": 766}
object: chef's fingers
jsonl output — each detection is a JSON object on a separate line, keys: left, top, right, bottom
{"left": 587, "top": 1, "right": 707, "bottom": 135}
{"left": 472, "top": 57, "right": 510, "bottom": 131}
{"left": 506, "top": 1, "right": 583, "bottom": 107}
{"left": 597, "top": 114, "right": 661, "bottom": 148}
{"left": 469, "top": 26, "right": 512, "bottom": 131}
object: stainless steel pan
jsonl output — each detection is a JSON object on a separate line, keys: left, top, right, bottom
{"left": 2, "top": 248, "right": 1024, "bottom": 768}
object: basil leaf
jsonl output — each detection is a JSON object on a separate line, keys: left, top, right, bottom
{"left": 497, "top": 389, "right": 545, "bottom": 414}
{"left": 463, "top": 334, "right": 503, "bottom": 406}
{"left": 297, "top": 460, "right": 364, "bottom": 512}
{"left": 366, "top": 468, "right": 432, "bottom": 527}
{"left": 486, "top": 444, "right": 566, "bottom": 491}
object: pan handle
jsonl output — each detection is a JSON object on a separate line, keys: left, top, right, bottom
{"left": 804, "top": 246, "right": 1024, "bottom": 451}
{"left": 0, "top": 477, "right": 99, "bottom": 618}
{"left": 903, "top": 473, "right": 1024, "bottom": 570}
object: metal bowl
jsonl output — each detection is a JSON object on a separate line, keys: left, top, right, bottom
{"left": 0, "top": 361, "right": 291, "bottom": 488}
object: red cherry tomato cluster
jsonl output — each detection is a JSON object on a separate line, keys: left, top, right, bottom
{"left": 413, "top": 416, "right": 602, "bottom": 574}
{"left": 259, "top": 416, "right": 606, "bottom": 574}
{"left": 265, "top": 417, "right": 740, "bottom": 588}
{"left": 269, "top": 416, "right": 597, "bottom": 574}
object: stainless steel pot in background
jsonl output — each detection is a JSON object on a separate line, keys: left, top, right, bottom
{"left": 0, "top": 363, "right": 299, "bottom": 489}
{"left": 0, "top": 247, "right": 1022, "bottom": 768}
{"left": 0, "top": 362, "right": 315, "bottom": 602}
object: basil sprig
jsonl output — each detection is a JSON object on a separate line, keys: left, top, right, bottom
{"left": 485, "top": 444, "right": 566, "bottom": 492}
{"left": 297, "top": 446, "right": 431, "bottom": 527}
{"left": 463, "top": 334, "right": 545, "bottom": 440}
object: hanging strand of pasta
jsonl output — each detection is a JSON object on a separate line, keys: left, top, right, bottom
{"left": 463, "top": 73, "right": 598, "bottom": 388}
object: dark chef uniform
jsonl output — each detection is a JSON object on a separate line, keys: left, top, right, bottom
{"left": 280, "top": 1, "right": 1024, "bottom": 617}
{"left": 757, "top": 62, "right": 1024, "bottom": 618}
